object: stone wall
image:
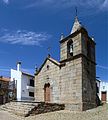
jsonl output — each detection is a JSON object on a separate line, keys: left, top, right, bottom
{"left": 82, "top": 56, "right": 96, "bottom": 110}
{"left": 35, "top": 28, "right": 97, "bottom": 111}
{"left": 60, "top": 33, "right": 82, "bottom": 61}
{"left": 59, "top": 57, "right": 82, "bottom": 111}
{"left": 28, "top": 103, "right": 65, "bottom": 116}
{"left": 35, "top": 57, "right": 83, "bottom": 111}
{"left": 35, "top": 59, "right": 61, "bottom": 103}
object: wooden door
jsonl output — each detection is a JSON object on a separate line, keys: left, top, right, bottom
{"left": 0, "top": 95, "right": 3, "bottom": 104}
{"left": 44, "top": 83, "right": 50, "bottom": 102}
{"left": 101, "top": 92, "right": 107, "bottom": 102}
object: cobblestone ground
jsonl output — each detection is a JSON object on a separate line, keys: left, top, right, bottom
{"left": 0, "top": 104, "right": 108, "bottom": 120}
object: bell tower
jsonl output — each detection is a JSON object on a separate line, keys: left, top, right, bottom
{"left": 60, "top": 16, "right": 82, "bottom": 61}
{"left": 60, "top": 15, "right": 95, "bottom": 63}
{"left": 60, "top": 14, "right": 97, "bottom": 110}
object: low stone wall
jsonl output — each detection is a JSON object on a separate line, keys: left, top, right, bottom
{"left": 65, "top": 103, "right": 82, "bottom": 111}
{"left": 27, "top": 103, "right": 65, "bottom": 116}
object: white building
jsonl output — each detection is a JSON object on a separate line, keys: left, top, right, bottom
{"left": 11, "top": 62, "right": 35, "bottom": 101}
{"left": 96, "top": 79, "right": 101, "bottom": 97}
{"left": 99, "top": 81, "right": 108, "bottom": 103}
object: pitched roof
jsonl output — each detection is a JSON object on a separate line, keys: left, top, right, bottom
{"left": 22, "top": 72, "right": 34, "bottom": 77}
{"left": 71, "top": 16, "right": 82, "bottom": 34}
{"left": 35, "top": 56, "right": 64, "bottom": 75}
{"left": 48, "top": 57, "right": 60, "bottom": 66}
{"left": 0, "top": 76, "right": 10, "bottom": 82}
{"left": 60, "top": 26, "right": 87, "bottom": 44}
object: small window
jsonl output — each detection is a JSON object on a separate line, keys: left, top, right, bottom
{"left": 47, "top": 65, "right": 49, "bottom": 70}
{"left": 29, "top": 92, "right": 34, "bottom": 97}
{"left": 30, "top": 79, "right": 34, "bottom": 87}
{"left": 67, "top": 40, "right": 73, "bottom": 58}
{"left": 46, "top": 75, "right": 49, "bottom": 79}
{"left": 103, "top": 86, "right": 105, "bottom": 89}
{"left": 69, "top": 42, "right": 73, "bottom": 54}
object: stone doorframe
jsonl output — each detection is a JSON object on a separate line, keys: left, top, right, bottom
{"left": 44, "top": 83, "right": 51, "bottom": 102}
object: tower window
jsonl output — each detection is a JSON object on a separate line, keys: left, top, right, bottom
{"left": 69, "top": 43, "right": 73, "bottom": 54}
{"left": 47, "top": 65, "right": 49, "bottom": 70}
{"left": 67, "top": 40, "right": 73, "bottom": 58}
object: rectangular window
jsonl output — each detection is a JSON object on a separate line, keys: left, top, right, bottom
{"left": 103, "top": 86, "right": 105, "bottom": 89}
{"left": 29, "top": 92, "right": 34, "bottom": 97}
{"left": 30, "top": 79, "right": 34, "bottom": 87}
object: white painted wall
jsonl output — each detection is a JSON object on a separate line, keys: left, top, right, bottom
{"left": 99, "top": 81, "right": 108, "bottom": 103}
{"left": 96, "top": 80, "right": 100, "bottom": 96}
{"left": 21, "top": 74, "right": 34, "bottom": 101}
{"left": 11, "top": 69, "right": 22, "bottom": 101}
{"left": 11, "top": 68, "right": 35, "bottom": 101}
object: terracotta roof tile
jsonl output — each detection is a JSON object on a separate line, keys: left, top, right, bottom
{"left": 0, "top": 77, "right": 10, "bottom": 82}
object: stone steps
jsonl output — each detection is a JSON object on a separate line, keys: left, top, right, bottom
{"left": 0, "top": 102, "right": 65, "bottom": 117}
{"left": 0, "top": 101, "right": 38, "bottom": 117}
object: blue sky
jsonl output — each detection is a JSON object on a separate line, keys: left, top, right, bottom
{"left": 0, "top": 0, "right": 108, "bottom": 81}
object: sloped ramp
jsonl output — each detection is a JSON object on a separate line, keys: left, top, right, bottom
{"left": 27, "top": 103, "right": 65, "bottom": 116}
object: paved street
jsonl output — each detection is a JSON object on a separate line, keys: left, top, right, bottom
{"left": 0, "top": 104, "right": 108, "bottom": 120}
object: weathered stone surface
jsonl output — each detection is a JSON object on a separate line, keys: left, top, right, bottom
{"left": 0, "top": 101, "right": 38, "bottom": 117}
{"left": 29, "top": 103, "right": 65, "bottom": 116}
{"left": 0, "top": 104, "right": 108, "bottom": 120}
{"left": 35, "top": 26, "right": 96, "bottom": 111}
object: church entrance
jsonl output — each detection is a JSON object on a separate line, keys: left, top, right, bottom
{"left": 44, "top": 83, "right": 50, "bottom": 102}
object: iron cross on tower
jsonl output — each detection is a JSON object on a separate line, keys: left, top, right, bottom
{"left": 75, "top": 7, "right": 78, "bottom": 17}
{"left": 47, "top": 46, "right": 51, "bottom": 57}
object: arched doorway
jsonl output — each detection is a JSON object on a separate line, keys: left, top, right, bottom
{"left": 44, "top": 83, "right": 50, "bottom": 102}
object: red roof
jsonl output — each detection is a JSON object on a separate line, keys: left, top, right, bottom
{"left": 0, "top": 77, "right": 10, "bottom": 82}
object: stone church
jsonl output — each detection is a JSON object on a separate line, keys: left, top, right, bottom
{"left": 35, "top": 16, "right": 97, "bottom": 111}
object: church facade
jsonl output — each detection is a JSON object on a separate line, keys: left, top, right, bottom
{"left": 35, "top": 16, "right": 97, "bottom": 111}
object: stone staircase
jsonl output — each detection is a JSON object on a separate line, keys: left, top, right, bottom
{"left": 0, "top": 101, "right": 38, "bottom": 117}
{"left": 0, "top": 101, "right": 65, "bottom": 117}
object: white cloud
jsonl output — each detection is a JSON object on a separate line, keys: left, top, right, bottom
{"left": 0, "top": 68, "right": 10, "bottom": 72}
{"left": 97, "top": 65, "right": 108, "bottom": 70}
{"left": 3, "top": 0, "right": 9, "bottom": 4}
{"left": 25, "top": 0, "right": 108, "bottom": 12}
{"left": 101, "top": 0, "right": 108, "bottom": 11}
{"left": 0, "top": 29, "right": 51, "bottom": 46}
{"left": 2, "top": 0, "right": 108, "bottom": 12}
